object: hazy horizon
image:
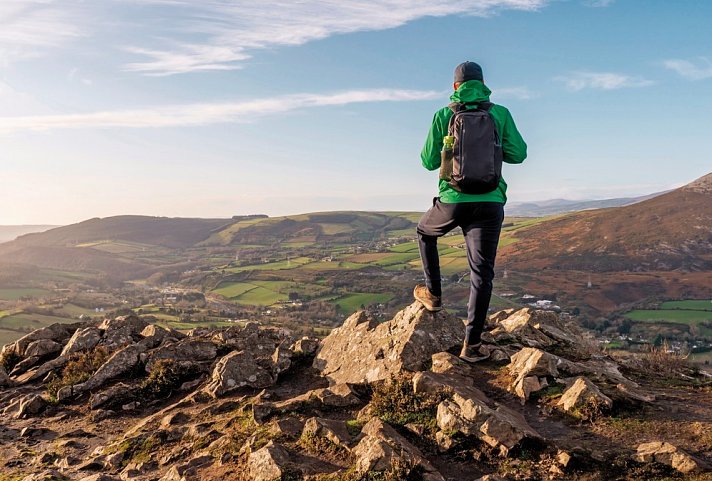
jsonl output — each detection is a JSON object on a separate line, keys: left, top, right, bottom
{"left": 2, "top": 1, "right": 711, "bottom": 224}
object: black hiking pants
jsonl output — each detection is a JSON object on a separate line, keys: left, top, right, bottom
{"left": 417, "top": 199, "right": 504, "bottom": 346}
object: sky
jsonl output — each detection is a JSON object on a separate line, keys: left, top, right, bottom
{"left": 1, "top": 0, "right": 711, "bottom": 225}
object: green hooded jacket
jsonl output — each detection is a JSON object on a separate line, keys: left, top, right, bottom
{"left": 420, "top": 80, "right": 527, "bottom": 204}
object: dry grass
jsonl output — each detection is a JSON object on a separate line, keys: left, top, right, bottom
{"left": 46, "top": 346, "right": 109, "bottom": 401}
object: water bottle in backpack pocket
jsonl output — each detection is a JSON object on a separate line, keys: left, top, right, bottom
{"left": 447, "top": 101, "right": 503, "bottom": 194}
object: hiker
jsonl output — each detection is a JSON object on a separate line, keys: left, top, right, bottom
{"left": 414, "top": 61, "right": 527, "bottom": 363}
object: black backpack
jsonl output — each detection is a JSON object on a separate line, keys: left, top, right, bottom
{"left": 446, "top": 101, "right": 503, "bottom": 194}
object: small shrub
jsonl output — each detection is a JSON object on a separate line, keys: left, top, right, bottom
{"left": 139, "top": 359, "right": 200, "bottom": 399}
{"left": 298, "top": 431, "right": 350, "bottom": 461}
{"left": 46, "top": 346, "right": 109, "bottom": 401}
{"left": 370, "top": 375, "right": 448, "bottom": 429}
{"left": 1, "top": 349, "right": 22, "bottom": 372}
{"left": 633, "top": 341, "right": 691, "bottom": 378}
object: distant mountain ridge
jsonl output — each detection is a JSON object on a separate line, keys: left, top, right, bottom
{"left": 506, "top": 191, "right": 667, "bottom": 217}
{"left": 0, "top": 225, "right": 59, "bottom": 243}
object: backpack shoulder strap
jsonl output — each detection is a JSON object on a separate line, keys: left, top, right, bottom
{"left": 477, "top": 101, "right": 493, "bottom": 111}
{"left": 447, "top": 102, "right": 466, "bottom": 135}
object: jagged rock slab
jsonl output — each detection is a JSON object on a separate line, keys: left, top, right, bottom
{"left": 557, "top": 377, "right": 612, "bottom": 415}
{"left": 314, "top": 302, "right": 463, "bottom": 385}
{"left": 352, "top": 418, "right": 445, "bottom": 481}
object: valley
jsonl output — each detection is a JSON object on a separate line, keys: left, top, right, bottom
{"left": 0, "top": 174, "right": 711, "bottom": 364}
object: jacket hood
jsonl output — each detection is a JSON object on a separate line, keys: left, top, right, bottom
{"left": 450, "top": 79, "right": 491, "bottom": 104}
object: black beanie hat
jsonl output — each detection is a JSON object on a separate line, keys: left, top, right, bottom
{"left": 454, "top": 61, "right": 483, "bottom": 83}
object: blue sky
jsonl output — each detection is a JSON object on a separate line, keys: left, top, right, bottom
{"left": 1, "top": 0, "right": 711, "bottom": 224}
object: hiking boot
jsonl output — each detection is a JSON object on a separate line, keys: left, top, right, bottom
{"left": 459, "top": 342, "right": 490, "bottom": 363}
{"left": 413, "top": 284, "right": 442, "bottom": 312}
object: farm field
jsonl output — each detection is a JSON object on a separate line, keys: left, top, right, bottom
{"left": 0, "top": 288, "right": 53, "bottom": 300}
{"left": 334, "top": 292, "right": 394, "bottom": 314}
{"left": 624, "top": 301, "right": 712, "bottom": 337}
{"left": 660, "top": 299, "right": 712, "bottom": 311}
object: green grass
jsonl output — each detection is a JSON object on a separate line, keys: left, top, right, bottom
{"left": 213, "top": 282, "right": 259, "bottom": 299}
{"left": 0, "top": 288, "right": 52, "bottom": 300}
{"left": 371, "top": 252, "right": 420, "bottom": 267}
{"left": 389, "top": 242, "right": 419, "bottom": 253}
{"left": 334, "top": 292, "right": 394, "bottom": 313}
{"left": 225, "top": 256, "right": 313, "bottom": 272}
{"left": 0, "top": 329, "right": 19, "bottom": 348}
{"left": 659, "top": 300, "right": 712, "bottom": 311}
{"left": 625, "top": 309, "right": 712, "bottom": 323}
{"left": 54, "top": 303, "right": 98, "bottom": 318}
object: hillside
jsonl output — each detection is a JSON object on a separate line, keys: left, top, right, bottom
{"left": 500, "top": 172, "right": 712, "bottom": 272}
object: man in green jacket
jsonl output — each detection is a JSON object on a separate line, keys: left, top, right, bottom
{"left": 414, "top": 61, "right": 527, "bottom": 363}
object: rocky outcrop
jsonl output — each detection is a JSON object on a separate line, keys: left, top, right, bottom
{"left": 314, "top": 302, "right": 463, "bottom": 385}
{"left": 0, "top": 305, "right": 708, "bottom": 481}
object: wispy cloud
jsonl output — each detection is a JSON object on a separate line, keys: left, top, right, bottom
{"left": 583, "top": 0, "right": 615, "bottom": 7}
{"left": 0, "top": 1, "right": 82, "bottom": 66}
{"left": 555, "top": 71, "right": 654, "bottom": 91}
{"left": 0, "top": 88, "right": 440, "bottom": 134}
{"left": 121, "top": 0, "right": 548, "bottom": 76}
{"left": 663, "top": 57, "right": 712, "bottom": 81}
{"left": 493, "top": 86, "right": 536, "bottom": 100}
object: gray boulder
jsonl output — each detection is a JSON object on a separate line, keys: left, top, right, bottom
{"left": 206, "top": 344, "right": 291, "bottom": 397}
{"left": 24, "top": 339, "right": 62, "bottom": 358}
{"left": 61, "top": 327, "right": 102, "bottom": 356}
{"left": 314, "top": 302, "right": 463, "bottom": 385}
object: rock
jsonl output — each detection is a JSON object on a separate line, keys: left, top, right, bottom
{"left": 314, "top": 302, "right": 463, "bottom": 385}
{"left": 90, "top": 382, "right": 133, "bottom": 410}
{"left": 634, "top": 441, "right": 704, "bottom": 474}
{"left": 160, "top": 454, "right": 213, "bottom": 480}
{"left": 141, "top": 324, "right": 185, "bottom": 343}
{"left": 352, "top": 418, "right": 444, "bottom": 480}
{"left": 314, "top": 383, "right": 361, "bottom": 407}
{"left": 509, "top": 348, "right": 561, "bottom": 379}
{"left": 615, "top": 383, "right": 655, "bottom": 403}
{"left": 24, "top": 339, "right": 62, "bottom": 358}
{"left": 77, "top": 474, "right": 121, "bottom": 481}
{"left": 57, "top": 343, "right": 146, "bottom": 401}
{"left": 20, "top": 470, "right": 69, "bottom": 481}
{"left": 302, "top": 417, "right": 353, "bottom": 449}
{"left": 269, "top": 417, "right": 305, "bottom": 439}
{"left": 103, "top": 326, "right": 136, "bottom": 350}
{"left": 161, "top": 412, "right": 192, "bottom": 428}
{"left": 557, "top": 377, "right": 612, "bottom": 416}
{"left": 206, "top": 349, "right": 282, "bottom": 397}
{"left": 435, "top": 430, "right": 457, "bottom": 452}
{"left": 144, "top": 339, "right": 218, "bottom": 372}
{"left": 16, "top": 394, "right": 47, "bottom": 418}
{"left": 512, "top": 376, "right": 545, "bottom": 403}
{"left": 0, "top": 364, "right": 12, "bottom": 386}
{"left": 248, "top": 441, "right": 292, "bottom": 481}
{"left": 491, "top": 308, "right": 576, "bottom": 348}
{"left": 10, "top": 355, "right": 42, "bottom": 375}
{"left": 8, "top": 322, "right": 81, "bottom": 357}
{"left": 436, "top": 393, "right": 541, "bottom": 456}
{"left": 15, "top": 355, "right": 68, "bottom": 385}
{"left": 99, "top": 314, "right": 149, "bottom": 334}
{"left": 62, "top": 327, "right": 102, "bottom": 356}
{"left": 293, "top": 337, "right": 320, "bottom": 356}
